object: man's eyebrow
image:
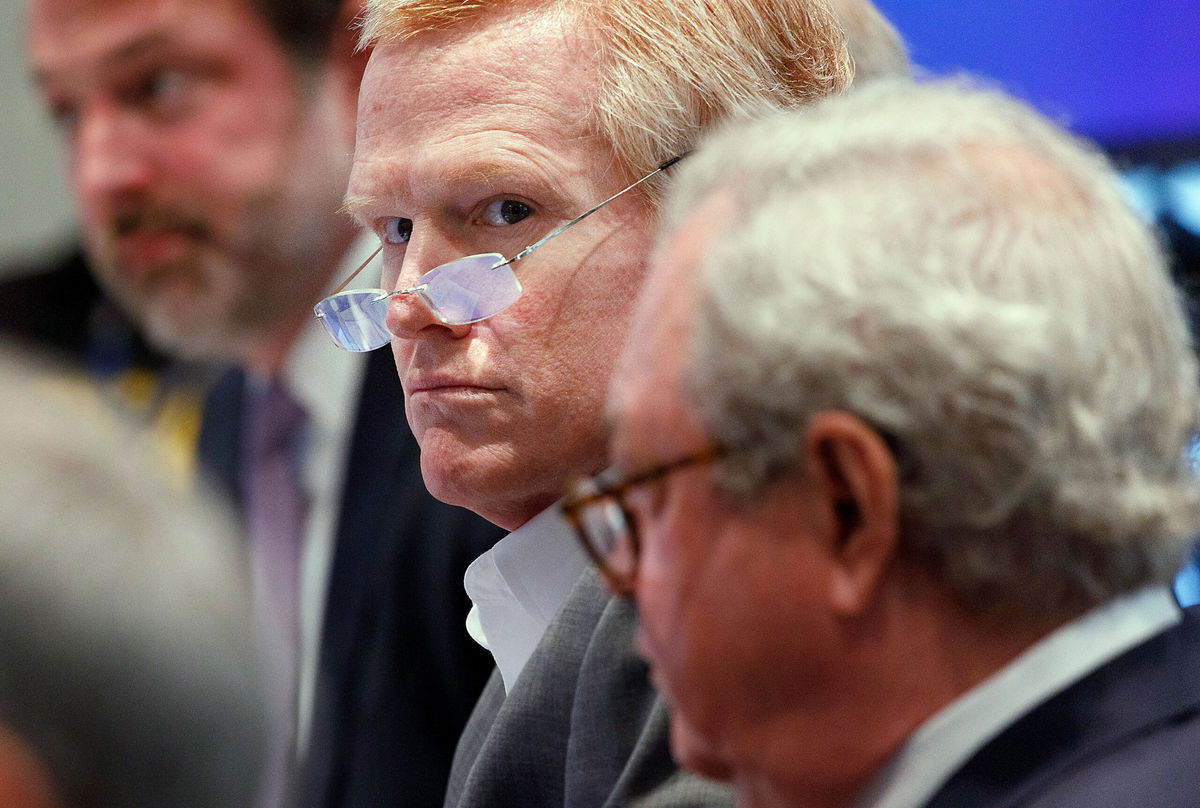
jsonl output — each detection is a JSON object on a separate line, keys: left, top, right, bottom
{"left": 33, "top": 31, "right": 180, "bottom": 88}
{"left": 439, "top": 160, "right": 524, "bottom": 186}
{"left": 341, "top": 193, "right": 377, "bottom": 221}
{"left": 339, "top": 157, "right": 558, "bottom": 221}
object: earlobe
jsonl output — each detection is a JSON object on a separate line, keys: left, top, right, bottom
{"left": 806, "top": 412, "right": 900, "bottom": 616}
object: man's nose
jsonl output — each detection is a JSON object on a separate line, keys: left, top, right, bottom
{"left": 384, "top": 239, "right": 474, "bottom": 340}
{"left": 72, "top": 104, "right": 155, "bottom": 205}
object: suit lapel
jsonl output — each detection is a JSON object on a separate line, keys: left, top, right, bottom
{"left": 313, "top": 349, "right": 407, "bottom": 701}
{"left": 924, "top": 606, "right": 1200, "bottom": 808}
{"left": 300, "top": 348, "right": 415, "bottom": 805}
{"left": 445, "top": 669, "right": 505, "bottom": 807}
{"left": 447, "top": 569, "right": 609, "bottom": 807}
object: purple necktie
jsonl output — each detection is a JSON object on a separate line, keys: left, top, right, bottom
{"left": 243, "top": 379, "right": 309, "bottom": 807}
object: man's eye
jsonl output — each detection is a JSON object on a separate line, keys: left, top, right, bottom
{"left": 481, "top": 200, "right": 533, "bottom": 226}
{"left": 383, "top": 217, "right": 413, "bottom": 244}
{"left": 123, "top": 69, "right": 193, "bottom": 114}
{"left": 47, "top": 100, "right": 79, "bottom": 133}
{"left": 627, "top": 480, "right": 668, "bottom": 521}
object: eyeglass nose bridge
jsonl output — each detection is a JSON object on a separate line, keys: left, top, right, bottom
{"left": 377, "top": 283, "right": 448, "bottom": 328}
{"left": 393, "top": 253, "right": 521, "bottom": 326}
{"left": 375, "top": 282, "right": 430, "bottom": 305}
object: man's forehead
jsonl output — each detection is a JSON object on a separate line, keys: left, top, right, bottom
{"left": 359, "top": 5, "right": 597, "bottom": 116}
{"left": 607, "top": 346, "right": 703, "bottom": 472}
{"left": 29, "top": 0, "right": 260, "bottom": 73}
{"left": 351, "top": 18, "right": 606, "bottom": 209}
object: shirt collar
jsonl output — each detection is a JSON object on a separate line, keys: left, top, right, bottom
{"left": 854, "top": 585, "right": 1182, "bottom": 808}
{"left": 464, "top": 503, "right": 588, "bottom": 693}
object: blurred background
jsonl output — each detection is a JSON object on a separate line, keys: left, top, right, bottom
{"left": 3, "top": 0, "right": 1198, "bottom": 275}
{"left": 872, "top": 0, "right": 1200, "bottom": 328}
{"left": 1, "top": 0, "right": 75, "bottom": 267}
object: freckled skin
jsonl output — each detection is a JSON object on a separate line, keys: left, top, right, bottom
{"left": 351, "top": 8, "right": 658, "bottom": 528}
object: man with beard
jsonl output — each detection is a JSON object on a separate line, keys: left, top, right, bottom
{"left": 25, "top": 0, "right": 505, "bottom": 805}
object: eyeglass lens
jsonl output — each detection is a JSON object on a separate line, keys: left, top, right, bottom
{"left": 577, "top": 493, "right": 639, "bottom": 585}
{"left": 315, "top": 290, "right": 393, "bottom": 353}
{"left": 314, "top": 253, "right": 520, "bottom": 351}
{"left": 421, "top": 253, "right": 522, "bottom": 324}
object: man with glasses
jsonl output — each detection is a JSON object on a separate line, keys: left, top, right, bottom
{"left": 25, "top": 0, "right": 505, "bottom": 805}
{"left": 576, "top": 80, "right": 1200, "bottom": 807}
{"left": 317, "top": 0, "right": 881, "bottom": 804}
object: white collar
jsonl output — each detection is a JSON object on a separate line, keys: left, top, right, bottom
{"left": 853, "top": 585, "right": 1182, "bottom": 808}
{"left": 464, "top": 503, "right": 588, "bottom": 693}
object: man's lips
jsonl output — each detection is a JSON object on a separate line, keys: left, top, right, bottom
{"left": 404, "top": 374, "right": 504, "bottom": 396}
{"left": 113, "top": 228, "right": 194, "bottom": 268}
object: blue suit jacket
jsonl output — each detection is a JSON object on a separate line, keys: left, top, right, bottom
{"left": 924, "top": 604, "right": 1200, "bottom": 808}
{"left": 198, "top": 347, "right": 506, "bottom": 808}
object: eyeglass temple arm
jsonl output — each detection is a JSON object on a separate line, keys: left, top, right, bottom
{"left": 322, "top": 153, "right": 690, "bottom": 296}
{"left": 504, "top": 153, "right": 691, "bottom": 266}
{"left": 326, "top": 242, "right": 385, "bottom": 298}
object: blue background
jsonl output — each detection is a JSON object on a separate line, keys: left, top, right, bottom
{"left": 872, "top": 1, "right": 1200, "bottom": 148}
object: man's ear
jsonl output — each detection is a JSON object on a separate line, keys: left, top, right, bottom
{"left": 804, "top": 411, "right": 899, "bottom": 616}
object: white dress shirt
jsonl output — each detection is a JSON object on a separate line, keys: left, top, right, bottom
{"left": 464, "top": 503, "right": 589, "bottom": 693}
{"left": 853, "top": 585, "right": 1182, "bottom": 808}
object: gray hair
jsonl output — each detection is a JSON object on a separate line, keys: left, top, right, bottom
{"left": 662, "top": 79, "right": 1200, "bottom": 618}
{"left": 0, "top": 347, "right": 267, "bottom": 807}
{"left": 828, "top": 0, "right": 912, "bottom": 84}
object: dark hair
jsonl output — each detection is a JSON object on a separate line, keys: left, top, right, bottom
{"left": 251, "top": 0, "right": 348, "bottom": 61}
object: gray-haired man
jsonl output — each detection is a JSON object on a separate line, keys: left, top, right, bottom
{"left": 573, "top": 79, "right": 1200, "bottom": 808}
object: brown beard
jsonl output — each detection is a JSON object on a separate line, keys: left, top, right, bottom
{"left": 110, "top": 206, "right": 211, "bottom": 243}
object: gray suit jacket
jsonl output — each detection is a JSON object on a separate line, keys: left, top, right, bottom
{"left": 445, "top": 567, "right": 733, "bottom": 807}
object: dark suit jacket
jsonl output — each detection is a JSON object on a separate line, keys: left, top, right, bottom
{"left": 924, "top": 604, "right": 1200, "bottom": 808}
{"left": 0, "top": 245, "right": 171, "bottom": 375}
{"left": 198, "top": 348, "right": 506, "bottom": 808}
{"left": 446, "top": 566, "right": 733, "bottom": 808}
